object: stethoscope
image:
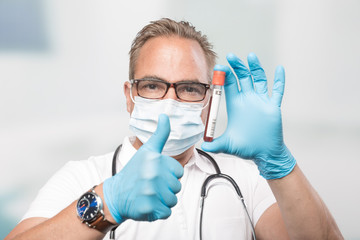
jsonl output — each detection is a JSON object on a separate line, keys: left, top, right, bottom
{"left": 109, "top": 144, "right": 256, "bottom": 240}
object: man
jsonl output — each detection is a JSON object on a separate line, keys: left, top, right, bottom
{"left": 6, "top": 18, "right": 343, "bottom": 240}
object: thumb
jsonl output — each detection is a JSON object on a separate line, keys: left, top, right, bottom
{"left": 144, "top": 114, "right": 171, "bottom": 153}
{"left": 201, "top": 134, "right": 227, "bottom": 153}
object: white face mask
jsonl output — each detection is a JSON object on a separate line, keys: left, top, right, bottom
{"left": 129, "top": 96, "right": 205, "bottom": 156}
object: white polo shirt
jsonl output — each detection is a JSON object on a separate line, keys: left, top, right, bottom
{"left": 22, "top": 136, "right": 276, "bottom": 240}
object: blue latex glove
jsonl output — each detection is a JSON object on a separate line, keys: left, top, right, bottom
{"left": 202, "top": 53, "right": 296, "bottom": 180}
{"left": 103, "top": 114, "right": 184, "bottom": 224}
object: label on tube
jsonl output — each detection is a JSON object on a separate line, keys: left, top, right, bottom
{"left": 205, "top": 89, "right": 221, "bottom": 139}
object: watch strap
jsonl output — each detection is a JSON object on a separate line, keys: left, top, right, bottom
{"left": 87, "top": 213, "right": 116, "bottom": 234}
{"left": 80, "top": 186, "right": 117, "bottom": 234}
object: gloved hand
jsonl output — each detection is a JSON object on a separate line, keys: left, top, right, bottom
{"left": 202, "top": 53, "right": 296, "bottom": 180}
{"left": 103, "top": 114, "right": 184, "bottom": 224}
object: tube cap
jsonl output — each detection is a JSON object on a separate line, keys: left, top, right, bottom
{"left": 212, "top": 71, "right": 226, "bottom": 86}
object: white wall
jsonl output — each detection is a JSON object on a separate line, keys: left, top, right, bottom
{"left": 0, "top": 0, "right": 177, "bottom": 236}
{"left": 277, "top": 1, "right": 360, "bottom": 238}
{"left": 1, "top": 0, "right": 359, "bottom": 238}
{"left": 175, "top": 0, "right": 360, "bottom": 238}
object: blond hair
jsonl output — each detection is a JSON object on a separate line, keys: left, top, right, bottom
{"left": 129, "top": 18, "right": 217, "bottom": 81}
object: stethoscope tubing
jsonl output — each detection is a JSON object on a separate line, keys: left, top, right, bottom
{"left": 109, "top": 145, "right": 256, "bottom": 240}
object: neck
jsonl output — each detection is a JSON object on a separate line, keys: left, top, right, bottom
{"left": 133, "top": 137, "right": 194, "bottom": 167}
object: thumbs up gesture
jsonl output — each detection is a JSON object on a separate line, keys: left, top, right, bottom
{"left": 103, "top": 114, "right": 184, "bottom": 224}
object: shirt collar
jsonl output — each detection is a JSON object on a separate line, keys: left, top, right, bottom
{"left": 188, "top": 148, "right": 216, "bottom": 174}
{"left": 116, "top": 136, "right": 137, "bottom": 172}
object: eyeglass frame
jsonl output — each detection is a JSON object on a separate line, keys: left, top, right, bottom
{"left": 129, "top": 78, "right": 211, "bottom": 102}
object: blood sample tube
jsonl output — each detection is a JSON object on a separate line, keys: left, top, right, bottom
{"left": 204, "top": 70, "right": 226, "bottom": 142}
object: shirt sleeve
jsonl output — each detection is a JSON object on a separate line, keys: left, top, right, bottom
{"left": 21, "top": 160, "right": 102, "bottom": 221}
{"left": 251, "top": 174, "right": 276, "bottom": 226}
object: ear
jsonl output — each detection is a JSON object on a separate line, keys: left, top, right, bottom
{"left": 124, "top": 81, "right": 134, "bottom": 114}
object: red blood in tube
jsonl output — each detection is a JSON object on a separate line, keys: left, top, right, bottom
{"left": 203, "top": 96, "right": 214, "bottom": 142}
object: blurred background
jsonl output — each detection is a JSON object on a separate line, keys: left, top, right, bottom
{"left": 1, "top": 0, "right": 359, "bottom": 238}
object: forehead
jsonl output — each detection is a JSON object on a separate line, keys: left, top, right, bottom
{"left": 134, "top": 36, "right": 209, "bottom": 84}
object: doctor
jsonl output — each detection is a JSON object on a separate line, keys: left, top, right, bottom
{"left": 6, "top": 18, "right": 343, "bottom": 240}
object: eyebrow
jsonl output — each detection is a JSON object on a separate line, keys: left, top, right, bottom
{"left": 138, "top": 75, "right": 201, "bottom": 83}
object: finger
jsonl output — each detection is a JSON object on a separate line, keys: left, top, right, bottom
{"left": 214, "top": 64, "right": 240, "bottom": 104}
{"left": 136, "top": 196, "right": 171, "bottom": 221}
{"left": 201, "top": 134, "right": 228, "bottom": 153}
{"left": 271, "top": 65, "right": 285, "bottom": 107}
{"left": 247, "top": 53, "right": 268, "bottom": 95}
{"left": 144, "top": 114, "right": 170, "bottom": 153}
{"left": 162, "top": 155, "right": 184, "bottom": 180}
{"left": 226, "top": 53, "right": 254, "bottom": 93}
{"left": 162, "top": 168, "right": 182, "bottom": 193}
{"left": 157, "top": 181, "right": 178, "bottom": 208}
{"left": 152, "top": 203, "right": 172, "bottom": 220}
{"left": 146, "top": 195, "right": 172, "bottom": 220}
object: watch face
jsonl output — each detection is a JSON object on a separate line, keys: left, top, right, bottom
{"left": 77, "top": 192, "right": 101, "bottom": 221}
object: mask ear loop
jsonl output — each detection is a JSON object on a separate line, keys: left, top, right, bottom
{"left": 129, "top": 82, "right": 137, "bottom": 104}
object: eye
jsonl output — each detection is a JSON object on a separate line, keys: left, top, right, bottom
{"left": 138, "top": 80, "right": 166, "bottom": 92}
{"left": 144, "top": 83, "right": 158, "bottom": 90}
{"left": 177, "top": 83, "right": 204, "bottom": 95}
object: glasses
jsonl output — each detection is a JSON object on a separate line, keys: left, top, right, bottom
{"left": 130, "top": 78, "right": 211, "bottom": 102}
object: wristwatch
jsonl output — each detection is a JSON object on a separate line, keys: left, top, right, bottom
{"left": 76, "top": 186, "right": 116, "bottom": 233}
